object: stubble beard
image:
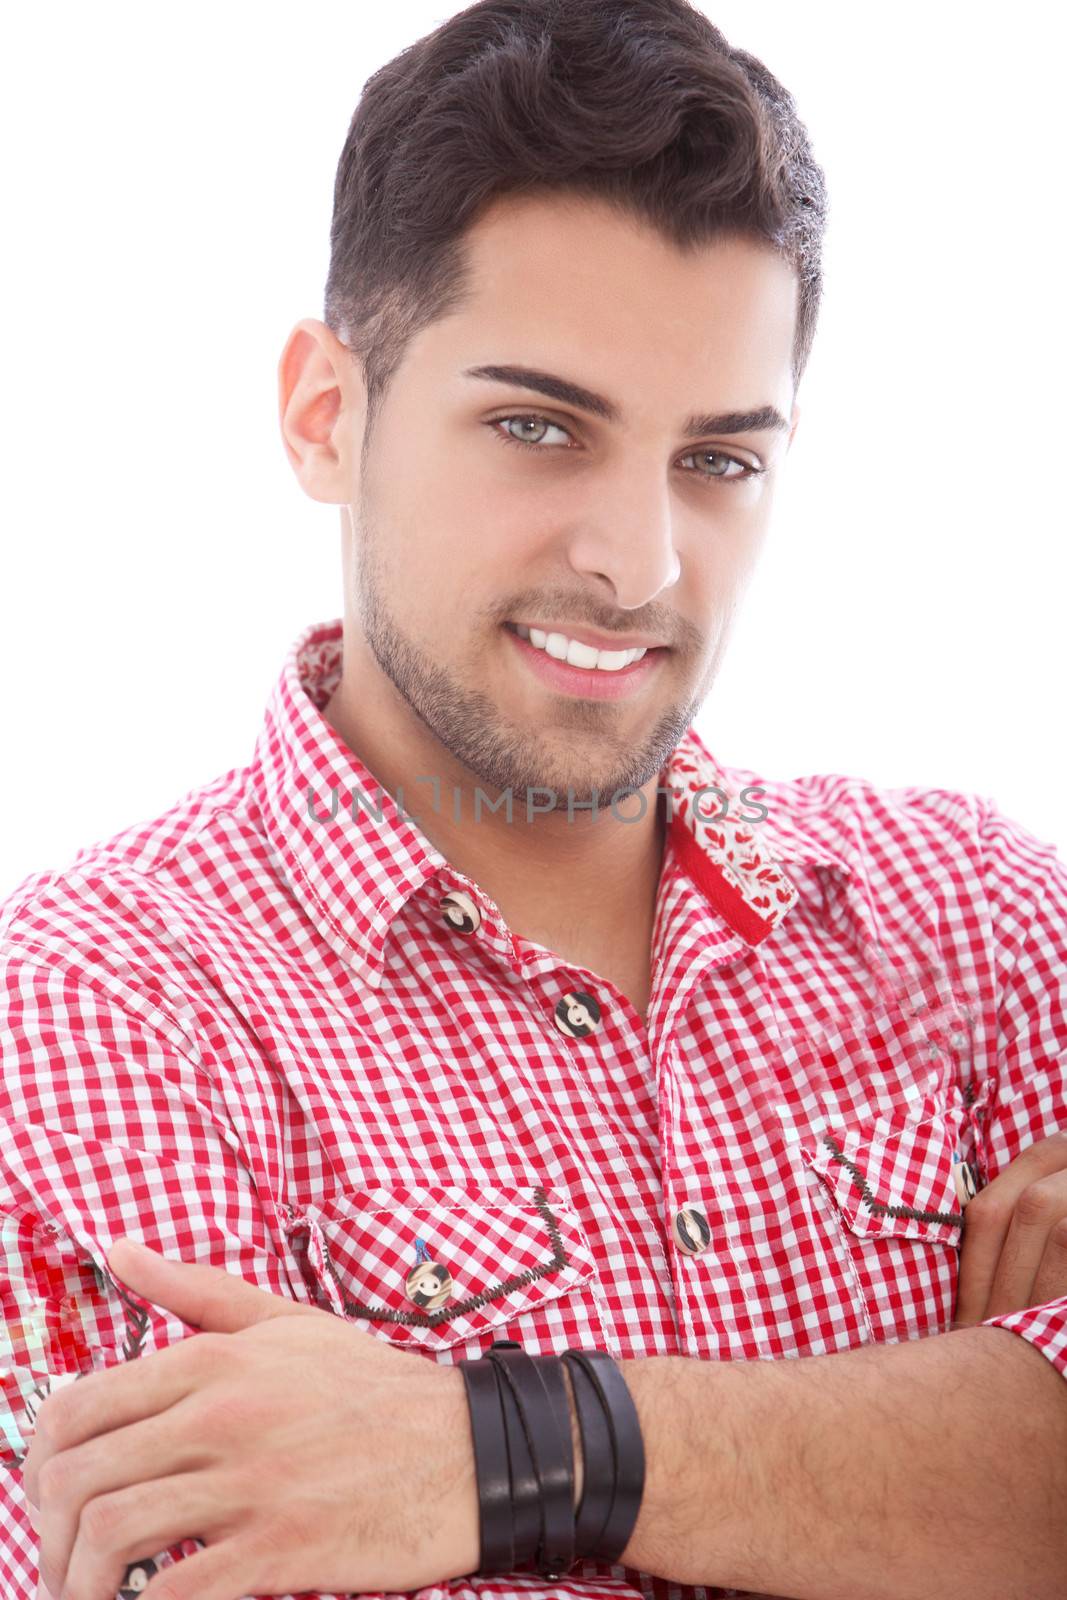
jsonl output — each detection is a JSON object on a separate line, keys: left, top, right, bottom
{"left": 351, "top": 497, "right": 707, "bottom": 812}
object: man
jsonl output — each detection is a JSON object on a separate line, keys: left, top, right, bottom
{"left": 3, "top": 2, "right": 1067, "bottom": 1598}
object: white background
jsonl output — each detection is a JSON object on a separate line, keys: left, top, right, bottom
{"left": 2, "top": 1, "right": 1064, "bottom": 902}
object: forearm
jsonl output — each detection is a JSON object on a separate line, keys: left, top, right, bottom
{"left": 613, "top": 1326, "right": 1067, "bottom": 1600}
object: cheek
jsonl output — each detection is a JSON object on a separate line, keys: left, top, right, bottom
{"left": 697, "top": 499, "right": 772, "bottom": 586}
{"left": 389, "top": 498, "right": 537, "bottom": 620}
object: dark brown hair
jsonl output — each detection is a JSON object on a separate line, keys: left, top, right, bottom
{"left": 325, "top": 0, "right": 828, "bottom": 444}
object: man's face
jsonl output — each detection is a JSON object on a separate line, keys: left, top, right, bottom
{"left": 339, "top": 191, "right": 798, "bottom": 806}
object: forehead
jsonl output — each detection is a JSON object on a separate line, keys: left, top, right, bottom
{"left": 437, "top": 191, "right": 797, "bottom": 401}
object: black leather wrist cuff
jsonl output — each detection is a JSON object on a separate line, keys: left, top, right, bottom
{"left": 486, "top": 1345, "right": 575, "bottom": 1578}
{"left": 458, "top": 1341, "right": 645, "bottom": 1581}
{"left": 530, "top": 1354, "right": 578, "bottom": 1578}
{"left": 561, "top": 1348, "right": 615, "bottom": 1556}
{"left": 562, "top": 1349, "right": 645, "bottom": 1565}
{"left": 457, "top": 1355, "right": 513, "bottom": 1574}
{"left": 490, "top": 1342, "right": 542, "bottom": 1568}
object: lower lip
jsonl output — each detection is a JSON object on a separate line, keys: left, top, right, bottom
{"left": 504, "top": 626, "right": 666, "bottom": 700}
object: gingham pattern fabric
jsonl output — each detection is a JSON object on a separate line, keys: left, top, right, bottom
{"left": 1, "top": 614, "right": 1065, "bottom": 1600}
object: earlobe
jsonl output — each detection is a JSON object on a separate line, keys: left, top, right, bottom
{"left": 277, "top": 317, "right": 360, "bottom": 505}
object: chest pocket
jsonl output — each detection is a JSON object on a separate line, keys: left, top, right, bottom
{"left": 273, "top": 1182, "right": 612, "bottom": 1358}
{"left": 798, "top": 1113, "right": 966, "bottom": 1345}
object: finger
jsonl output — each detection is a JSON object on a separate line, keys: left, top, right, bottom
{"left": 1030, "top": 1215, "right": 1067, "bottom": 1308}
{"left": 46, "top": 1472, "right": 223, "bottom": 1600}
{"left": 108, "top": 1237, "right": 316, "bottom": 1332}
{"left": 21, "top": 1371, "right": 89, "bottom": 1507}
{"left": 22, "top": 1333, "right": 219, "bottom": 1508}
{"left": 139, "top": 1535, "right": 259, "bottom": 1600}
{"left": 36, "top": 1395, "right": 214, "bottom": 1593}
{"left": 953, "top": 1137, "right": 1067, "bottom": 1328}
{"left": 983, "top": 1178, "right": 1067, "bottom": 1318}
{"left": 953, "top": 1195, "right": 1015, "bottom": 1327}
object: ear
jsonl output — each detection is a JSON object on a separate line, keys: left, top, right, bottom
{"left": 278, "top": 317, "right": 366, "bottom": 505}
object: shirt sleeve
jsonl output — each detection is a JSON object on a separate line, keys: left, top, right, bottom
{"left": 0, "top": 945, "right": 318, "bottom": 1597}
{"left": 0, "top": 948, "right": 654, "bottom": 1600}
{"left": 966, "top": 802, "right": 1067, "bottom": 1370}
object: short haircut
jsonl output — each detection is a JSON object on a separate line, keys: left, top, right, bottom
{"left": 324, "top": 0, "right": 828, "bottom": 444}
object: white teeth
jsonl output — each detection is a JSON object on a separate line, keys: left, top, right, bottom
{"left": 566, "top": 638, "right": 600, "bottom": 669}
{"left": 510, "top": 624, "right": 649, "bottom": 672}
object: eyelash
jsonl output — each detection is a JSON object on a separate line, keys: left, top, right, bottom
{"left": 485, "top": 412, "right": 767, "bottom": 486}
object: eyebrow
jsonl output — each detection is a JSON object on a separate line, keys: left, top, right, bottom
{"left": 461, "top": 363, "right": 790, "bottom": 439}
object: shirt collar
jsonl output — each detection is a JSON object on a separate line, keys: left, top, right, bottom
{"left": 247, "top": 618, "right": 853, "bottom": 986}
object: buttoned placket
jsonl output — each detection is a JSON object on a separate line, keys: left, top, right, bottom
{"left": 434, "top": 866, "right": 750, "bottom": 1348}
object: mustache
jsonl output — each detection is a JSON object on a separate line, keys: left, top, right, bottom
{"left": 486, "top": 597, "right": 701, "bottom": 651}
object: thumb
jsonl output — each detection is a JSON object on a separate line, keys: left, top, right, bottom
{"left": 105, "top": 1236, "right": 314, "bottom": 1332}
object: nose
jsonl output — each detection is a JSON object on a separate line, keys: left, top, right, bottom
{"left": 564, "top": 474, "right": 681, "bottom": 610}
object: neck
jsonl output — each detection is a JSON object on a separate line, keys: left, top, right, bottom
{"left": 321, "top": 641, "right": 669, "bottom": 1008}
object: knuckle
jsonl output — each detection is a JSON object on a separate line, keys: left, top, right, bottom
{"left": 963, "top": 1189, "right": 1007, "bottom": 1226}
{"left": 34, "top": 1395, "right": 73, "bottom": 1454}
{"left": 81, "top": 1489, "right": 124, "bottom": 1547}
{"left": 37, "top": 1454, "right": 70, "bottom": 1504}
{"left": 1015, "top": 1182, "right": 1060, "bottom": 1224}
{"left": 257, "top": 1503, "right": 311, "bottom": 1556}
{"left": 1035, "top": 1170, "right": 1067, "bottom": 1201}
{"left": 204, "top": 1386, "right": 258, "bottom": 1434}
{"left": 190, "top": 1330, "right": 229, "bottom": 1370}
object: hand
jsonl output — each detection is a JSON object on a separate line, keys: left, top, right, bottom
{"left": 22, "top": 1236, "right": 480, "bottom": 1600}
{"left": 952, "top": 1130, "right": 1067, "bottom": 1329}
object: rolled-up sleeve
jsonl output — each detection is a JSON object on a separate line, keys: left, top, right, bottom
{"left": 969, "top": 804, "right": 1067, "bottom": 1372}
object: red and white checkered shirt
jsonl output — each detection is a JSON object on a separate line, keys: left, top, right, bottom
{"left": 2, "top": 615, "right": 1066, "bottom": 1600}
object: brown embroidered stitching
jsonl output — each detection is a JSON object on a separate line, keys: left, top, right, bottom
{"left": 319, "top": 1186, "right": 572, "bottom": 1325}
{"left": 105, "top": 1275, "right": 152, "bottom": 1361}
{"left": 820, "top": 1133, "right": 964, "bottom": 1229}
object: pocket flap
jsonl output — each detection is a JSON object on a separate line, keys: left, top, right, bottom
{"left": 800, "top": 1117, "right": 966, "bottom": 1242}
{"left": 275, "top": 1183, "right": 601, "bottom": 1351}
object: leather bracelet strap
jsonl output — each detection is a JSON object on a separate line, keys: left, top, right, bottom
{"left": 562, "top": 1349, "right": 645, "bottom": 1564}
{"left": 531, "top": 1355, "right": 579, "bottom": 1579}
{"left": 486, "top": 1346, "right": 575, "bottom": 1579}
{"left": 560, "top": 1350, "right": 616, "bottom": 1557}
{"left": 458, "top": 1342, "right": 642, "bottom": 1579}
{"left": 488, "top": 1343, "right": 541, "bottom": 1568}
{"left": 457, "top": 1356, "right": 513, "bottom": 1575}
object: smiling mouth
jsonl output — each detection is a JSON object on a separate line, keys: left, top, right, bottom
{"left": 502, "top": 620, "right": 666, "bottom": 672}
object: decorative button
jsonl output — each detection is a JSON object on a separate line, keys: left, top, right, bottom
{"left": 404, "top": 1236, "right": 454, "bottom": 1310}
{"left": 439, "top": 888, "right": 482, "bottom": 934}
{"left": 552, "top": 989, "right": 602, "bottom": 1038}
{"left": 952, "top": 1151, "right": 979, "bottom": 1207}
{"left": 672, "top": 1205, "right": 712, "bottom": 1256}
{"left": 118, "top": 1556, "right": 161, "bottom": 1595}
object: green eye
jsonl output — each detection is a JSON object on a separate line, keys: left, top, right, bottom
{"left": 485, "top": 413, "right": 766, "bottom": 485}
